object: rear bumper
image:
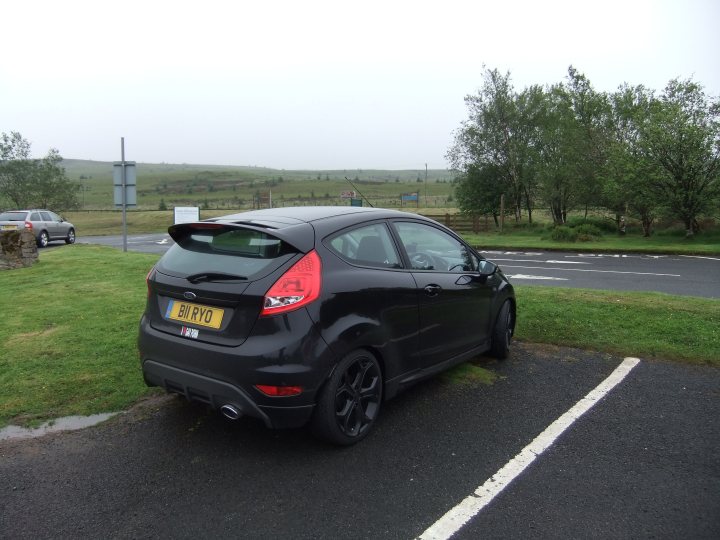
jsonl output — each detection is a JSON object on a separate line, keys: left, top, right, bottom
{"left": 138, "top": 308, "right": 334, "bottom": 429}
{"left": 142, "top": 360, "right": 314, "bottom": 429}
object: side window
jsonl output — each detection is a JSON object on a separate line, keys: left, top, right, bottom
{"left": 394, "top": 222, "right": 478, "bottom": 273}
{"left": 30, "top": 212, "right": 41, "bottom": 221}
{"left": 47, "top": 211, "right": 61, "bottom": 221}
{"left": 326, "top": 223, "right": 401, "bottom": 269}
{"left": 40, "top": 212, "right": 53, "bottom": 221}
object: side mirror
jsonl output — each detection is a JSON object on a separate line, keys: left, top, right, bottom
{"left": 478, "top": 260, "right": 497, "bottom": 277}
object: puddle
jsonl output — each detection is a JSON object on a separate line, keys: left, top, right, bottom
{"left": 0, "top": 412, "right": 119, "bottom": 441}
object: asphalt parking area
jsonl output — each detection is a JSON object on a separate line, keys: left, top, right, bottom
{"left": 1, "top": 343, "right": 718, "bottom": 539}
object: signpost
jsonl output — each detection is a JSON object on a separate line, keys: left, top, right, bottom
{"left": 113, "top": 138, "right": 137, "bottom": 252}
{"left": 400, "top": 192, "right": 419, "bottom": 208}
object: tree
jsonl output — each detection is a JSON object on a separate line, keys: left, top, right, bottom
{"left": 604, "top": 85, "right": 663, "bottom": 236}
{"left": 639, "top": 79, "right": 720, "bottom": 236}
{"left": 454, "top": 163, "right": 506, "bottom": 227}
{"left": 447, "top": 68, "right": 540, "bottom": 222}
{"left": 563, "top": 67, "right": 612, "bottom": 217}
{"left": 0, "top": 132, "right": 79, "bottom": 210}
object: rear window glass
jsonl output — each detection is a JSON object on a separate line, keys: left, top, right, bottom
{"left": 0, "top": 212, "right": 28, "bottom": 221}
{"left": 160, "top": 227, "right": 297, "bottom": 280}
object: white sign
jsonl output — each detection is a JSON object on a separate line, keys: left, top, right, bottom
{"left": 174, "top": 207, "right": 200, "bottom": 224}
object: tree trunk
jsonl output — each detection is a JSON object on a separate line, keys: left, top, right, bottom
{"left": 641, "top": 215, "right": 653, "bottom": 237}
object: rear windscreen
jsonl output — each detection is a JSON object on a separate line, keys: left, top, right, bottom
{"left": 160, "top": 227, "right": 297, "bottom": 280}
{"left": 0, "top": 212, "right": 28, "bottom": 221}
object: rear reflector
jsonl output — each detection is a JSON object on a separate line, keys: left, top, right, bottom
{"left": 255, "top": 385, "right": 303, "bottom": 397}
{"left": 260, "top": 250, "right": 321, "bottom": 316}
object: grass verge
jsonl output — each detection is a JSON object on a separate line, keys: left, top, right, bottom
{"left": 515, "top": 285, "right": 720, "bottom": 365}
{"left": 1, "top": 247, "right": 717, "bottom": 428}
{"left": 0, "top": 245, "right": 160, "bottom": 428}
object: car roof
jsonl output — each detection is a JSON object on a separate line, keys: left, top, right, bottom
{"left": 210, "top": 206, "right": 419, "bottom": 227}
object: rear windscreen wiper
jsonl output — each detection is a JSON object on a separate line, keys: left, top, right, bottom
{"left": 186, "top": 272, "right": 248, "bottom": 284}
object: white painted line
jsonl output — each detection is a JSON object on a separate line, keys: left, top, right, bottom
{"left": 491, "top": 258, "right": 552, "bottom": 263}
{"left": 680, "top": 255, "right": 720, "bottom": 261}
{"left": 506, "top": 274, "right": 569, "bottom": 281}
{"left": 490, "top": 258, "right": 589, "bottom": 265}
{"left": 500, "top": 265, "right": 680, "bottom": 277}
{"left": 417, "top": 357, "right": 641, "bottom": 540}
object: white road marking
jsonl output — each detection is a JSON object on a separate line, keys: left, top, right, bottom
{"left": 490, "top": 259, "right": 589, "bottom": 265}
{"left": 417, "top": 357, "right": 641, "bottom": 540}
{"left": 680, "top": 255, "right": 720, "bottom": 261}
{"left": 500, "top": 265, "right": 680, "bottom": 277}
{"left": 506, "top": 274, "right": 569, "bottom": 281}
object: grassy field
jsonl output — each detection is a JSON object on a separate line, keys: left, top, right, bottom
{"left": 1, "top": 245, "right": 717, "bottom": 428}
{"left": 63, "top": 159, "right": 456, "bottom": 210}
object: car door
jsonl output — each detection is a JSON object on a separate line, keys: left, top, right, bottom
{"left": 391, "top": 220, "right": 494, "bottom": 368}
{"left": 40, "top": 211, "right": 60, "bottom": 239}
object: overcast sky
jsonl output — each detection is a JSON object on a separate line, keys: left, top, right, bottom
{"left": 2, "top": 0, "right": 718, "bottom": 170}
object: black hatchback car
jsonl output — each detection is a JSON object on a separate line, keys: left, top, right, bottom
{"left": 138, "top": 207, "right": 515, "bottom": 444}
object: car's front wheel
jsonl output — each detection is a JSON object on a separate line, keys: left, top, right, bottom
{"left": 311, "top": 349, "right": 382, "bottom": 445}
{"left": 489, "top": 300, "right": 513, "bottom": 359}
{"left": 37, "top": 231, "right": 49, "bottom": 248}
{"left": 65, "top": 228, "right": 75, "bottom": 244}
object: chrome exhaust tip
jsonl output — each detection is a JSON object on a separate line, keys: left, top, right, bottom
{"left": 220, "top": 404, "right": 241, "bottom": 420}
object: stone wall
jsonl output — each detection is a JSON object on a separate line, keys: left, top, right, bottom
{"left": 0, "top": 230, "right": 39, "bottom": 270}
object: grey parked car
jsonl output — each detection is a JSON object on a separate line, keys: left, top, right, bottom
{"left": 0, "top": 209, "right": 76, "bottom": 247}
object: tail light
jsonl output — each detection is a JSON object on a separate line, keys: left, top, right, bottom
{"left": 260, "top": 250, "right": 321, "bottom": 316}
{"left": 24, "top": 221, "right": 33, "bottom": 230}
{"left": 145, "top": 267, "right": 155, "bottom": 298}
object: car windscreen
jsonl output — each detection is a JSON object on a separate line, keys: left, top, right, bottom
{"left": 159, "top": 226, "right": 298, "bottom": 281}
{"left": 0, "top": 212, "right": 28, "bottom": 221}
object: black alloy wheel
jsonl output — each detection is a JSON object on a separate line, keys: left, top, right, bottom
{"left": 38, "top": 231, "right": 49, "bottom": 248}
{"left": 65, "top": 228, "right": 76, "bottom": 244}
{"left": 312, "top": 350, "right": 382, "bottom": 445}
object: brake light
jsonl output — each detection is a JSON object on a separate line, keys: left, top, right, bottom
{"left": 255, "top": 384, "right": 303, "bottom": 397}
{"left": 260, "top": 250, "right": 321, "bottom": 316}
{"left": 24, "top": 221, "right": 33, "bottom": 230}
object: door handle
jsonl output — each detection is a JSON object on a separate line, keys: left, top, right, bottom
{"left": 424, "top": 284, "right": 441, "bottom": 296}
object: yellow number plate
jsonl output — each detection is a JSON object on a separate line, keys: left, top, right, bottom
{"left": 1, "top": 225, "right": 18, "bottom": 230}
{"left": 165, "top": 300, "right": 225, "bottom": 329}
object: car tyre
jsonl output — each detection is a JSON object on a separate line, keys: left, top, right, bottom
{"left": 489, "top": 300, "right": 513, "bottom": 359}
{"left": 37, "top": 231, "right": 49, "bottom": 248}
{"left": 65, "top": 228, "right": 76, "bottom": 244}
{"left": 311, "top": 349, "right": 382, "bottom": 446}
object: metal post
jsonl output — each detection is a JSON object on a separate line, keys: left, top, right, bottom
{"left": 424, "top": 163, "right": 428, "bottom": 207}
{"left": 121, "top": 137, "right": 127, "bottom": 252}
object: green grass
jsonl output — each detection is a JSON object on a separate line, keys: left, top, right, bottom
{"left": 0, "top": 247, "right": 717, "bottom": 429}
{"left": 515, "top": 286, "right": 720, "bottom": 365}
{"left": 0, "top": 245, "right": 160, "bottom": 427}
{"left": 464, "top": 229, "right": 720, "bottom": 255}
{"left": 62, "top": 159, "right": 455, "bottom": 210}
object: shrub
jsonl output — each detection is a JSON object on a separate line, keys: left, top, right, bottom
{"left": 551, "top": 226, "right": 577, "bottom": 242}
{"left": 566, "top": 216, "right": 616, "bottom": 233}
{"left": 574, "top": 223, "right": 603, "bottom": 238}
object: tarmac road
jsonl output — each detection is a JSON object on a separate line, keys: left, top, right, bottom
{"left": 2, "top": 343, "right": 718, "bottom": 539}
